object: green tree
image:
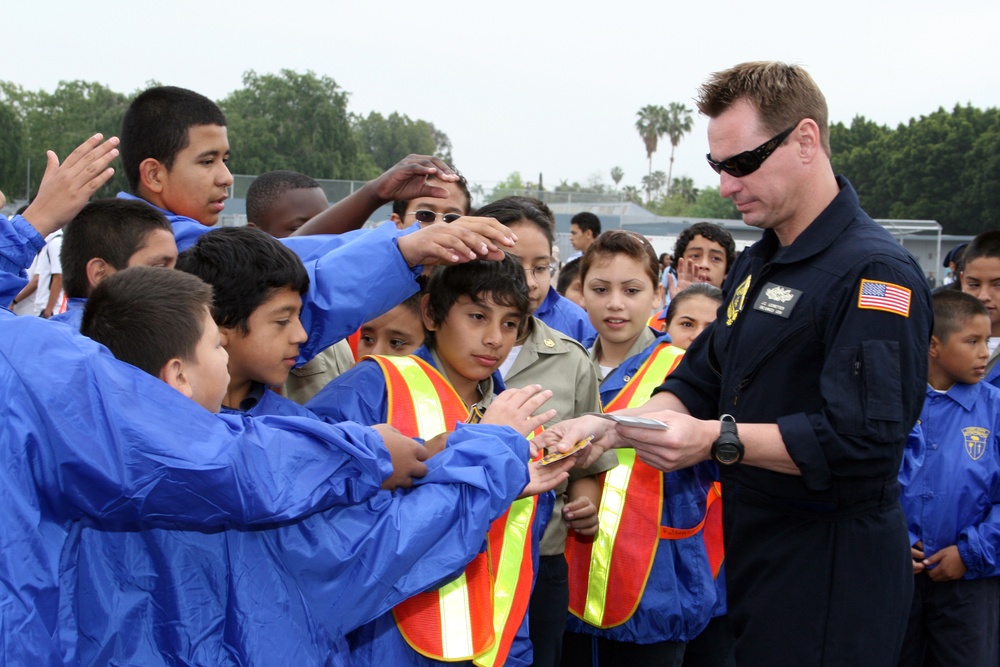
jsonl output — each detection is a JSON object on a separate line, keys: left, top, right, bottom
{"left": 220, "top": 69, "right": 379, "bottom": 180}
{"left": 621, "top": 185, "right": 643, "bottom": 205}
{"left": 635, "top": 105, "right": 668, "bottom": 180}
{"left": 670, "top": 176, "right": 698, "bottom": 204}
{"left": 830, "top": 105, "right": 1000, "bottom": 235}
{"left": 663, "top": 102, "right": 694, "bottom": 196}
{"left": 686, "top": 186, "right": 740, "bottom": 219}
{"left": 354, "top": 111, "right": 438, "bottom": 171}
{"left": 1, "top": 80, "right": 131, "bottom": 198}
{"left": 610, "top": 166, "right": 624, "bottom": 189}
{"left": 641, "top": 170, "right": 667, "bottom": 203}
{"left": 0, "top": 101, "right": 25, "bottom": 199}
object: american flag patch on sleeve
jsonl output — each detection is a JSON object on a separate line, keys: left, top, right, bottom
{"left": 857, "top": 279, "right": 911, "bottom": 317}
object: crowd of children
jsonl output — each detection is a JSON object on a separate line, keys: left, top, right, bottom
{"left": 1, "top": 77, "right": 998, "bottom": 667}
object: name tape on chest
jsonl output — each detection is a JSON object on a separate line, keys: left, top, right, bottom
{"left": 857, "top": 279, "right": 911, "bottom": 317}
{"left": 752, "top": 283, "right": 802, "bottom": 319}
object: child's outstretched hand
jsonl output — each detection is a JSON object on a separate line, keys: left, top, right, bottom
{"left": 397, "top": 216, "right": 516, "bottom": 267}
{"left": 518, "top": 455, "right": 575, "bottom": 499}
{"left": 372, "top": 424, "right": 429, "bottom": 491}
{"left": 924, "top": 544, "right": 967, "bottom": 582}
{"left": 479, "top": 384, "right": 556, "bottom": 437}
{"left": 22, "top": 134, "right": 119, "bottom": 237}
{"left": 563, "top": 496, "right": 599, "bottom": 536}
{"left": 363, "top": 154, "right": 458, "bottom": 203}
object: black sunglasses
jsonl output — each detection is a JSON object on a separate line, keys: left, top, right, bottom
{"left": 408, "top": 210, "right": 462, "bottom": 224}
{"left": 706, "top": 124, "right": 797, "bottom": 177}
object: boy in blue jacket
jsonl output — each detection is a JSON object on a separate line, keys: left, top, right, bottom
{"left": 78, "top": 264, "right": 537, "bottom": 666}
{"left": 308, "top": 256, "right": 572, "bottom": 667}
{"left": 898, "top": 289, "right": 1000, "bottom": 666}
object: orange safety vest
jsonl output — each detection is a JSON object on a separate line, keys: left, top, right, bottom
{"left": 566, "top": 343, "right": 725, "bottom": 628}
{"left": 646, "top": 310, "right": 666, "bottom": 332}
{"left": 372, "top": 355, "right": 536, "bottom": 666}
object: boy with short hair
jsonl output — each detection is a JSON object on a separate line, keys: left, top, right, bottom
{"left": 897, "top": 289, "right": 1000, "bottom": 666}
{"left": 568, "top": 211, "right": 601, "bottom": 259}
{"left": 77, "top": 264, "right": 537, "bottom": 666}
{"left": 245, "top": 168, "right": 356, "bottom": 401}
{"left": 959, "top": 230, "right": 1000, "bottom": 388}
{"left": 54, "top": 198, "right": 177, "bottom": 328}
{"left": 246, "top": 169, "right": 330, "bottom": 238}
{"left": 308, "top": 256, "right": 570, "bottom": 667}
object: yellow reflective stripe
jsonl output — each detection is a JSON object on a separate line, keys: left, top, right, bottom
{"left": 626, "top": 346, "right": 684, "bottom": 410}
{"left": 386, "top": 356, "right": 448, "bottom": 438}
{"left": 474, "top": 498, "right": 534, "bottom": 667}
{"left": 438, "top": 572, "right": 474, "bottom": 659}
{"left": 583, "top": 448, "right": 636, "bottom": 625}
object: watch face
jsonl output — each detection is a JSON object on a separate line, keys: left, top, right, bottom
{"left": 715, "top": 442, "right": 742, "bottom": 465}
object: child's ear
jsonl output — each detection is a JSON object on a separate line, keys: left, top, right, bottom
{"left": 390, "top": 212, "right": 406, "bottom": 230}
{"left": 928, "top": 334, "right": 942, "bottom": 359}
{"left": 139, "top": 157, "right": 166, "bottom": 194}
{"left": 218, "top": 326, "right": 233, "bottom": 349}
{"left": 159, "top": 357, "right": 194, "bottom": 399}
{"left": 85, "top": 258, "right": 112, "bottom": 292}
{"left": 420, "top": 294, "right": 437, "bottom": 332}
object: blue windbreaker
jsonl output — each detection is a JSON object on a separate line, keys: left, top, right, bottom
{"left": 899, "top": 382, "right": 1000, "bottom": 579}
{"left": 308, "top": 347, "right": 553, "bottom": 667}
{"left": 0, "top": 312, "right": 402, "bottom": 666}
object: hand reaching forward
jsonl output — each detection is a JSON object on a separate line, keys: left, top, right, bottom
{"left": 397, "top": 216, "right": 516, "bottom": 267}
{"left": 372, "top": 424, "right": 429, "bottom": 491}
{"left": 479, "top": 384, "right": 556, "bottom": 437}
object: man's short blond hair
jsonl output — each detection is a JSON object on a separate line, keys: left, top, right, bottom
{"left": 696, "top": 61, "right": 831, "bottom": 157}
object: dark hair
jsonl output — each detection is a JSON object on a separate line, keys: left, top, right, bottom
{"left": 557, "top": 257, "right": 582, "bottom": 295}
{"left": 391, "top": 170, "right": 472, "bottom": 219}
{"left": 473, "top": 196, "right": 554, "bottom": 250}
{"left": 665, "top": 283, "right": 724, "bottom": 326}
{"left": 695, "top": 61, "right": 831, "bottom": 157}
{"left": 962, "top": 231, "right": 1000, "bottom": 267}
{"left": 570, "top": 212, "right": 601, "bottom": 237}
{"left": 61, "top": 199, "right": 174, "bottom": 299}
{"left": 122, "top": 86, "right": 227, "bottom": 192}
{"left": 423, "top": 254, "right": 530, "bottom": 348}
{"left": 175, "top": 227, "right": 309, "bottom": 334}
{"left": 246, "top": 170, "right": 322, "bottom": 225}
{"left": 82, "top": 267, "right": 213, "bottom": 377}
{"left": 672, "top": 222, "right": 737, "bottom": 273}
{"left": 932, "top": 289, "right": 989, "bottom": 342}
{"left": 579, "top": 229, "right": 659, "bottom": 286}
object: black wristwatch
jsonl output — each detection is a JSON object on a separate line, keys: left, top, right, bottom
{"left": 710, "top": 414, "right": 744, "bottom": 465}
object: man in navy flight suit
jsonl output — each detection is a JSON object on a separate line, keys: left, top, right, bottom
{"left": 538, "top": 61, "right": 932, "bottom": 667}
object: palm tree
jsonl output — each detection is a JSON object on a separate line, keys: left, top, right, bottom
{"left": 635, "top": 105, "right": 669, "bottom": 181}
{"left": 670, "top": 176, "right": 698, "bottom": 204}
{"left": 610, "top": 166, "right": 624, "bottom": 189}
{"left": 641, "top": 170, "right": 668, "bottom": 204}
{"left": 621, "top": 185, "right": 642, "bottom": 205}
{"left": 664, "top": 102, "right": 694, "bottom": 197}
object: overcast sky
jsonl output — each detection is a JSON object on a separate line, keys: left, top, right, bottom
{"left": 8, "top": 0, "right": 999, "bottom": 193}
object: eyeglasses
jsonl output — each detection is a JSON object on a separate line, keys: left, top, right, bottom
{"left": 407, "top": 210, "right": 462, "bottom": 224}
{"left": 705, "top": 124, "right": 797, "bottom": 177}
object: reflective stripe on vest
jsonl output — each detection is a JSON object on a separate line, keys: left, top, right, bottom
{"left": 569, "top": 343, "right": 724, "bottom": 628}
{"left": 375, "top": 355, "right": 535, "bottom": 665}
